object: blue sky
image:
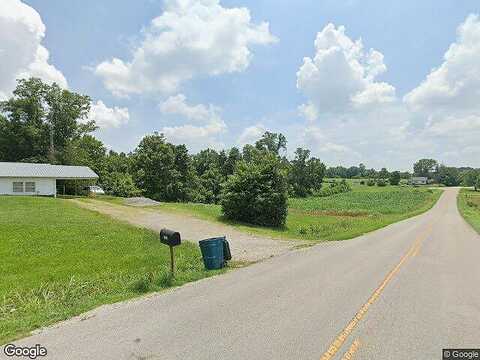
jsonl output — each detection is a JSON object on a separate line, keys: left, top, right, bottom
{"left": 3, "top": 0, "right": 480, "bottom": 170}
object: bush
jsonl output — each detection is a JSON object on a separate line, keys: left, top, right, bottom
{"left": 102, "top": 172, "right": 141, "bottom": 197}
{"left": 220, "top": 154, "right": 288, "bottom": 227}
{"left": 389, "top": 171, "right": 401, "bottom": 186}
{"left": 367, "top": 179, "right": 376, "bottom": 186}
{"left": 316, "top": 179, "right": 351, "bottom": 197}
{"left": 359, "top": 180, "right": 365, "bottom": 185}
{"left": 377, "top": 179, "right": 387, "bottom": 187}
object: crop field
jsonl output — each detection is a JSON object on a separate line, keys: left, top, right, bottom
{"left": 458, "top": 188, "right": 480, "bottom": 234}
{"left": 143, "top": 184, "right": 442, "bottom": 241}
{"left": 0, "top": 196, "right": 223, "bottom": 344}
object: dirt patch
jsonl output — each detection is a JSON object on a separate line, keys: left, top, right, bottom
{"left": 70, "top": 199, "right": 303, "bottom": 262}
{"left": 124, "top": 197, "right": 160, "bottom": 207}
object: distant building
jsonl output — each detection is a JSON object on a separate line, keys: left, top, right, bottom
{"left": 410, "top": 177, "right": 428, "bottom": 185}
{"left": 0, "top": 162, "right": 98, "bottom": 197}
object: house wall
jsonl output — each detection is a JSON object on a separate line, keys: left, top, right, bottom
{"left": 0, "top": 178, "right": 56, "bottom": 196}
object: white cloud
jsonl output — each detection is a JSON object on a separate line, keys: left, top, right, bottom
{"left": 404, "top": 14, "right": 480, "bottom": 112}
{"left": 0, "top": 0, "right": 67, "bottom": 99}
{"left": 159, "top": 94, "right": 226, "bottom": 151}
{"left": 296, "top": 23, "right": 395, "bottom": 118}
{"left": 95, "top": 0, "right": 277, "bottom": 97}
{"left": 237, "top": 124, "right": 266, "bottom": 145}
{"left": 87, "top": 100, "right": 130, "bottom": 129}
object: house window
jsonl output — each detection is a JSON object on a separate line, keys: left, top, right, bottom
{"left": 13, "top": 182, "right": 24, "bottom": 193}
{"left": 25, "top": 182, "right": 36, "bottom": 193}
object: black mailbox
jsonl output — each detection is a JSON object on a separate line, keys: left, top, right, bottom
{"left": 160, "top": 228, "right": 181, "bottom": 247}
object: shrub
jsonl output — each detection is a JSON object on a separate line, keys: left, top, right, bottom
{"left": 102, "top": 172, "right": 141, "bottom": 197}
{"left": 359, "top": 180, "right": 365, "bottom": 185}
{"left": 220, "top": 154, "right": 288, "bottom": 227}
{"left": 389, "top": 171, "right": 401, "bottom": 186}
{"left": 316, "top": 179, "right": 351, "bottom": 197}
{"left": 367, "top": 179, "right": 376, "bottom": 186}
{"left": 377, "top": 179, "right": 387, "bottom": 187}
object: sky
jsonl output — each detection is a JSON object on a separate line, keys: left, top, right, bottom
{"left": 1, "top": 0, "right": 480, "bottom": 171}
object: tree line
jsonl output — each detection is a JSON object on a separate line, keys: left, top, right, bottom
{"left": 2, "top": 79, "right": 478, "bottom": 226}
{"left": 413, "top": 158, "right": 480, "bottom": 189}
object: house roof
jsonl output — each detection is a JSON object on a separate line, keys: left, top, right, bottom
{"left": 0, "top": 162, "right": 98, "bottom": 179}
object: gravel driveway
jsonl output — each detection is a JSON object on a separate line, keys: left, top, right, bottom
{"left": 70, "top": 199, "right": 301, "bottom": 262}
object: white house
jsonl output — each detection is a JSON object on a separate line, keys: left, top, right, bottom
{"left": 410, "top": 177, "right": 428, "bottom": 185}
{"left": 0, "top": 162, "right": 98, "bottom": 197}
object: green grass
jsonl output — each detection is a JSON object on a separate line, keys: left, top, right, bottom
{"left": 115, "top": 184, "right": 441, "bottom": 242}
{"left": 0, "top": 196, "right": 224, "bottom": 344}
{"left": 458, "top": 188, "right": 480, "bottom": 234}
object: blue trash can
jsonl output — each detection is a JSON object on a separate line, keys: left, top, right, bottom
{"left": 199, "top": 237, "right": 225, "bottom": 270}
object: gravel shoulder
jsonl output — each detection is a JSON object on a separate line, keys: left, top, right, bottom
{"left": 70, "top": 199, "right": 302, "bottom": 262}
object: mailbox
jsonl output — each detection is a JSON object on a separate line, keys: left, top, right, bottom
{"left": 160, "top": 228, "right": 181, "bottom": 247}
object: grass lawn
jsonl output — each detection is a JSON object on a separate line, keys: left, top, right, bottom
{"left": 458, "top": 188, "right": 480, "bottom": 234}
{"left": 0, "top": 196, "right": 224, "bottom": 344}
{"left": 121, "top": 184, "right": 442, "bottom": 241}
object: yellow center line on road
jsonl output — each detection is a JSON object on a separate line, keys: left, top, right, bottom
{"left": 319, "top": 224, "right": 433, "bottom": 360}
{"left": 340, "top": 339, "right": 361, "bottom": 360}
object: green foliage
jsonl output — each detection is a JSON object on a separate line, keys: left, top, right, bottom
{"left": 255, "top": 131, "right": 287, "bottom": 155}
{"left": 367, "top": 179, "right": 376, "bottom": 186}
{"left": 389, "top": 171, "right": 401, "bottom": 185}
{"left": 221, "top": 153, "right": 288, "bottom": 227}
{"left": 413, "top": 158, "right": 438, "bottom": 178}
{"left": 288, "top": 148, "right": 326, "bottom": 197}
{"left": 132, "top": 133, "right": 198, "bottom": 202}
{"left": 436, "top": 165, "right": 461, "bottom": 186}
{"left": 316, "top": 179, "right": 351, "bottom": 197}
{"left": 376, "top": 179, "right": 387, "bottom": 187}
{"left": 101, "top": 172, "right": 141, "bottom": 197}
{"left": 0, "top": 78, "right": 94, "bottom": 163}
{"left": 458, "top": 189, "right": 480, "bottom": 234}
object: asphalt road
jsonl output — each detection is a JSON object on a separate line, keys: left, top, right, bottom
{"left": 7, "top": 188, "right": 480, "bottom": 360}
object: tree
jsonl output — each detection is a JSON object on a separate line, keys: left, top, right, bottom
{"left": 132, "top": 133, "right": 198, "bottom": 202}
{"left": 389, "top": 171, "right": 401, "bottom": 186}
{"left": 462, "top": 169, "right": 480, "bottom": 190}
{"left": 0, "top": 78, "right": 94, "bottom": 163}
{"left": 378, "top": 167, "right": 389, "bottom": 179}
{"left": 255, "top": 131, "right": 287, "bottom": 155}
{"left": 436, "top": 165, "right": 461, "bottom": 186}
{"left": 289, "top": 148, "right": 311, "bottom": 197}
{"left": 102, "top": 172, "right": 141, "bottom": 197}
{"left": 288, "top": 148, "right": 325, "bottom": 197}
{"left": 476, "top": 175, "right": 480, "bottom": 192}
{"left": 221, "top": 153, "right": 288, "bottom": 227}
{"left": 413, "top": 159, "right": 438, "bottom": 178}
{"left": 62, "top": 135, "right": 106, "bottom": 176}
{"left": 307, "top": 157, "right": 326, "bottom": 192}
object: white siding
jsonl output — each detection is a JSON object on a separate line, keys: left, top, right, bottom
{"left": 0, "top": 178, "right": 56, "bottom": 196}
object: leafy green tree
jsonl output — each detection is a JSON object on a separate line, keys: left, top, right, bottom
{"left": 378, "top": 167, "right": 389, "bottom": 179}
{"left": 389, "top": 171, "right": 401, "bottom": 186}
{"left": 462, "top": 169, "right": 480, "bottom": 190}
{"left": 289, "top": 148, "right": 311, "bottom": 197}
{"left": 62, "top": 135, "right": 106, "bottom": 176}
{"left": 307, "top": 157, "right": 326, "bottom": 192}
{"left": 222, "top": 147, "right": 242, "bottom": 177}
{"left": 0, "top": 78, "right": 94, "bottom": 163}
{"left": 436, "top": 165, "right": 461, "bottom": 186}
{"left": 255, "top": 131, "right": 287, "bottom": 155}
{"left": 476, "top": 175, "right": 480, "bottom": 192}
{"left": 132, "top": 133, "right": 198, "bottom": 202}
{"left": 413, "top": 158, "right": 438, "bottom": 178}
{"left": 221, "top": 153, "right": 288, "bottom": 227}
{"left": 102, "top": 172, "right": 141, "bottom": 197}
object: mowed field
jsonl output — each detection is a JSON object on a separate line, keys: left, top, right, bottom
{"left": 0, "top": 197, "right": 223, "bottom": 344}
{"left": 151, "top": 183, "right": 442, "bottom": 241}
{"left": 458, "top": 188, "right": 480, "bottom": 234}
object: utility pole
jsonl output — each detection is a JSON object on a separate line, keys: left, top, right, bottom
{"left": 49, "top": 123, "right": 55, "bottom": 163}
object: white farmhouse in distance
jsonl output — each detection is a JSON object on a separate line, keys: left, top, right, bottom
{"left": 410, "top": 176, "right": 428, "bottom": 185}
{"left": 0, "top": 162, "right": 98, "bottom": 197}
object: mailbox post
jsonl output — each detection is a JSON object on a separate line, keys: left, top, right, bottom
{"left": 160, "top": 229, "right": 181, "bottom": 277}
